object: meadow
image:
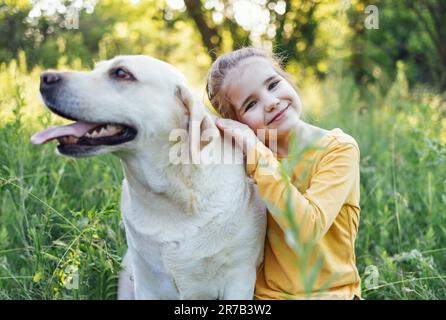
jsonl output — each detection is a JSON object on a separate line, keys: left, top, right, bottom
{"left": 0, "top": 57, "right": 445, "bottom": 299}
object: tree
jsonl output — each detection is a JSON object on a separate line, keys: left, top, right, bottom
{"left": 408, "top": 0, "right": 446, "bottom": 91}
{"left": 182, "top": 0, "right": 326, "bottom": 75}
{"left": 184, "top": 0, "right": 222, "bottom": 61}
{"left": 347, "top": 0, "right": 446, "bottom": 92}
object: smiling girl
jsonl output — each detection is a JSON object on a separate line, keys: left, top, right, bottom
{"left": 206, "top": 47, "right": 361, "bottom": 300}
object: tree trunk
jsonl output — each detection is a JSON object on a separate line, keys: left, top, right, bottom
{"left": 184, "top": 0, "right": 221, "bottom": 61}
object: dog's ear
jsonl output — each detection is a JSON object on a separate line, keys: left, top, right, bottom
{"left": 176, "top": 84, "right": 214, "bottom": 163}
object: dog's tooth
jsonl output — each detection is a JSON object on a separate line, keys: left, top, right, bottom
{"left": 83, "top": 124, "right": 123, "bottom": 140}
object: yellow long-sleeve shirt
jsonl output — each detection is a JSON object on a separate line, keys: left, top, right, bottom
{"left": 246, "top": 128, "right": 361, "bottom": 300}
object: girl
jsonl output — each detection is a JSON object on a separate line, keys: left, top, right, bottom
{"left": 206, "top": 47, "right": 361, "bottom": 300}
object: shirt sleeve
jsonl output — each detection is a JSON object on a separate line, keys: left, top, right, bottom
{"left": 246, "top": 139, "right": 360, "bottom": 244}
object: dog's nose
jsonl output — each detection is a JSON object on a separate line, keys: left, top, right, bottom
{"left": 40, "top": 72, "right": 62, "bottom": 92}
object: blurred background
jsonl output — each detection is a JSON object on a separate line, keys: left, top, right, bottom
{"left": 0, "top": 0, "right": 445, "bottom": 299}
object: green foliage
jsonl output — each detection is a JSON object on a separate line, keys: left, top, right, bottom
{"left": 347, "top": 0, "right": 446, "bottom": 92}
{"left": 0, "top": 76, "right": 126, "bottom": 299}
{"left": 2, "top": 0, "right": 446, "bottom": 91}
{"left": 0, "top": 0, "right": 210, "bottom": 74}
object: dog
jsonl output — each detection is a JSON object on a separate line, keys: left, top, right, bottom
{"left": 31, "top": 55, "right": 266, "bottom": 299}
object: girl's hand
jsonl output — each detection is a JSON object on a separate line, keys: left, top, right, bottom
{"left": 215, "top": 118, "right": 259, "bottom": 155}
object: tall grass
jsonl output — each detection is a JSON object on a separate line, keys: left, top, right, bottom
{"left": 0, "top": 62, "right": 126, "bottom": 299}
{"left": 0, "top": 59, "right": 445, "bottom": 299}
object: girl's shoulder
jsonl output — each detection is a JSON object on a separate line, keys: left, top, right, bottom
{"left": 320, "top": 128, "right": 360, "bottom": 152}
{"left": 306, "top": 128, "right": 360, "bottom": 166}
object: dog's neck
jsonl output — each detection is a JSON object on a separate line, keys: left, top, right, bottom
{"left": 121, "top": 147, "right": 171, "bottom": 195}
{"left": 119, "top": 133, "right": 245, "bottom": 216}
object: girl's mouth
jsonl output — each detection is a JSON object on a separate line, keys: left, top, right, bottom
{"left": 268, "top": 105, "right": 289, "bottom": 125}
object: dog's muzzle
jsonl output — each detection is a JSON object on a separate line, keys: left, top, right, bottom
{"left": 32, "top": 70, "right": 138, "bottom": 157}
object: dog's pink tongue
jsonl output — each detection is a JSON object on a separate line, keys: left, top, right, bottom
{"left": 31, "top": 121, "right": 100, "bottom": 145}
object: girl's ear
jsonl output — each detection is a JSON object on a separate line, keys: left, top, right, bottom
{"left": 175, "top": 84, "right": 215, "bottom": 164}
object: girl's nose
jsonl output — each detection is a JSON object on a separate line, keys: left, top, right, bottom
{"left": 265, "top": 96, "right": 280, "bottom": 113}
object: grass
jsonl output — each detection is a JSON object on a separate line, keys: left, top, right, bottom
{"left": 0, "top": 60, "right": 445, "bottom": 299}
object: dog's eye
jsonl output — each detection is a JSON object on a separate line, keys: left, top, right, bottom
{"left": 111, "top": 67, "right": 135, "bottom": 80}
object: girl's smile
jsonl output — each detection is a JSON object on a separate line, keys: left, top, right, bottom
{"left": 267, "top": 104, "right": 290, "bottom": 125}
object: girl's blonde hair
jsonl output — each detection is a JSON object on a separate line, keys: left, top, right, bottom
{"left": 206, "top": 47, "right": 295, "bottom": 120}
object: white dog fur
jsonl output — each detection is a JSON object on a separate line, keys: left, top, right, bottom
{"left": 35, "top": 55, "right": 266, "bottom": 299}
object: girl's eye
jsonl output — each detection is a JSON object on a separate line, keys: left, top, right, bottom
{"left": 268, "top": 80, "right": 280, "bottom": 90}
{"left": 111, "top": 67, "right": 135, "bottom": 80}
{"left": 245, "top": 101, "right": 256, "bottom": 111}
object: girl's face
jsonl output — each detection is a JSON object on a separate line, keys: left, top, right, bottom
{"left": 223, "top": 57, "right": 302, "bottom": 141}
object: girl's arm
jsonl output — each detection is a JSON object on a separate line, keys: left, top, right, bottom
{"left": 215, "top": 118, "right": 360, "bottom": 244}
{"left": 246, "top": 139, "right": 360, "bottom": 244}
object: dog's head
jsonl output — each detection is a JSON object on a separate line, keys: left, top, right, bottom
{"left": 31, "top": 55, "right": 214, "bottom": 158}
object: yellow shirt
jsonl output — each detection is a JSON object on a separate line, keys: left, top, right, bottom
{"left": 246, "top": 128, "right": 361, "bottom": 300}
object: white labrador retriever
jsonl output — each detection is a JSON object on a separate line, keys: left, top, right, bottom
{"left": 31, "top": 55, "right": 266, "bottom": 299}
